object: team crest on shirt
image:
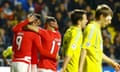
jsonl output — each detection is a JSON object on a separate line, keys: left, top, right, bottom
{"left": 86, "top": 42, "right": 90, "bottom": 47}
{"left": 72, "top": 44, "right": 76, "bottom": 49}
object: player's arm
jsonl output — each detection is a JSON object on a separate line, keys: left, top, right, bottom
{"left": 102, "top": 53, "right": 120, "bottom": 72}
{"left": 27, "top": 25, "right": 50, "bottom": 38}
{"left": 79, "top": 25, "right": 95, "bottom": 72}
{"left": 34, "top": 35, "right": 56, "bottom": 59}
{"left": 27, "top": 25, "right": 39, "bottom": 33}
{"left": 61, "top": 56, "right": 71, "bottom": 72}
{"left": 12, "top": 19, "right": 29, "bottom": 32}
{"left": 79, "top": 48, "right": 87, "bottom": 72}
{"left": 12, "top": 14, "right": 36, "bottom": 32}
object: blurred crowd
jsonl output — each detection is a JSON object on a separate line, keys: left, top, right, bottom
{"left": 0, "top": 0, "right": 120, "bottom": 65}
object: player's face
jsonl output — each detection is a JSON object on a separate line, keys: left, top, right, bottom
{"left": 105, "top": 15, "right": 112, "bottom": 25}
{"left": 33, "top": 19, "right": 41, "bottom": 26}
{"left": 81, "top": 14, "right": 88, "bottom": 29}
{"left": 101, "top": 15, "right": 112, "bottom": 28}
{"left": 36, "top": 19, "right": 41, "bottom": 26}
{"left": 49, "top": 21, "right": 58, "bottom": 29}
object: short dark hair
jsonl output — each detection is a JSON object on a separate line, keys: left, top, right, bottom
{"left": 45, "top": 16, "right": 56, "bottom": 24}
{"left": 70, "top": 9, "right": 87, "bottom": 25}
{"left": 28, "top": 13, "right": 41, "bottom": 25}
{"left": 34, "top": 13, "right": 41, "bottom": 19}
{"left": 95, "top": 4, "right": 113, "bottom": 20}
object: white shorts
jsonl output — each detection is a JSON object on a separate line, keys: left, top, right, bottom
{"left": 37, "top": 68, "right": 54, "bottom": 72}
{"left": 11, "top": 62, "right": 31, "bottom": 72}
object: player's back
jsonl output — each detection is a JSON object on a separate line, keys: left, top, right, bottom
{"left": 38, "top": 29, "right": 61, "bottom": 71}
{"left": 62, "top": 26, "right": 83, "bottom": 72}
{"left": 12, "top": 30, "right": 39, "bottom": 63}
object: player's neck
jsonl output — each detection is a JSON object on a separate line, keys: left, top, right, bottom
{"left": 95, "top": 20, "right": 102, "bottom": 28}
{"left": 46, "top": 26, "right": 55, "bottom": 31}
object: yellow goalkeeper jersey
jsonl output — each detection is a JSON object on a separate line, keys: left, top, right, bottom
{"left": 82, "top": 21, "right": 103, "bottom": 72}
{"left": 62, "top": 26, "right": 83, "bottom": 72}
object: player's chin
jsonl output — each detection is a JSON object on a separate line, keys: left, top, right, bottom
{"left": 105, "top": 22, "right": 110, "bottom": 26}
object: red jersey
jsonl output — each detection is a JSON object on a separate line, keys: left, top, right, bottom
{"left": 38, "top": 28, "right": 61, "bottom": 71}
{"left": 31, "top": 45, "right": 38, "bottom": 64}
{"left": 12, "top": 20, "right": 56, "bottom": 64}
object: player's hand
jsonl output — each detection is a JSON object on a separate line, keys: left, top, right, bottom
{"left": 27, "top": 14, "right": 36, "bottom": 22}
{"left": 112, "top": 62, "right": 120, "bottom": 72}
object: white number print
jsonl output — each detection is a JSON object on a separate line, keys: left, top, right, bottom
{"left": 50, "top": 40, "right": 61, "bottom": 54}
{"left": 16, "top": 36, "right": 23, "bottom": 50}
{"left": 50, "top": 41, "right": 55, "bottom": 54}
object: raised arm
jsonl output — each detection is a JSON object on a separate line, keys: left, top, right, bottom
{"left": 12, "top": 19, "right": 29, "bottom": 32}
{"left": 12, "top": 14, "right": 36, "bottom": 32}
{"left": 27, "top": 25, "right": 52, "bottom": 40}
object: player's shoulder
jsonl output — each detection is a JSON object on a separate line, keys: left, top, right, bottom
{"left": 56, "top": 31, "right": 61, "bottom": 38}
{"left": 86, "top": 22, "right": 96, "bottom": 30}
{"left": 64, "top": 30, "right": 73, "bottom": 40}
{"left": 69, "top": 26, "right": 81, "bottom": 36}
{"left": 26, "top": 31, "right": 40, "bottom": 38}
{"left": 39, "top": 28, "right": 48, "bottom": 33}
{"left": 64, "top": 28, "right": 72, "bottom": 35}
{"left": 26, "top": 31, "right": 36, "bottom": 34}
{"left": 64, "top": 26, "right": 77, "bottom": 35}
{"left": 65, "top": 26, "right": 75, "bottom": 32}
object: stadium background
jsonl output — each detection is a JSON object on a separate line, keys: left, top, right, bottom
{"left": 0, "top": 0, "right": 120, "bottom": 72}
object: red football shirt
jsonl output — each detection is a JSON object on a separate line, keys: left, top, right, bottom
{"left": 12, "top": 20, "right": 56, "bottom": 64}
{"left": 12, "top": 19, "right": 34, "bottom": 63}
{"left": 38, "top": 28, "right": 61, "bottom": 71}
